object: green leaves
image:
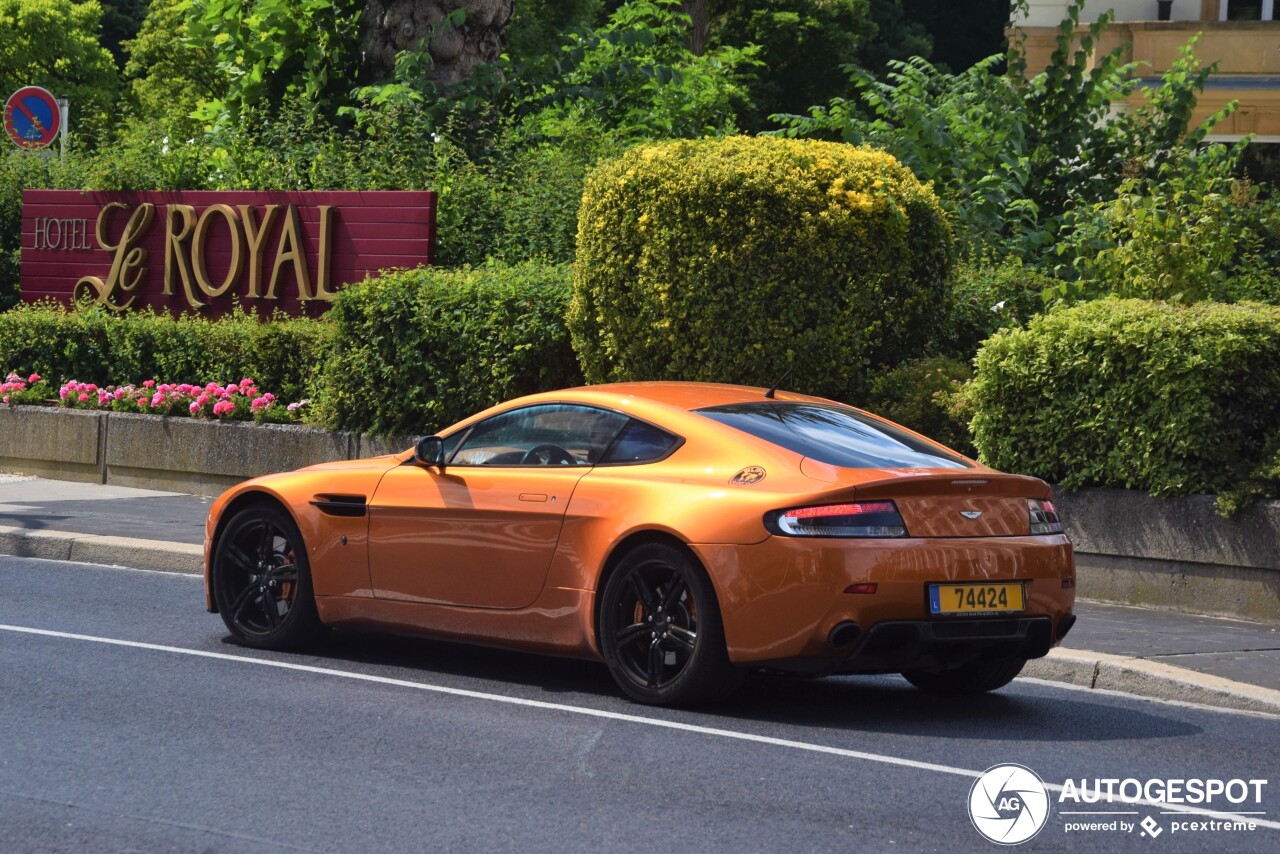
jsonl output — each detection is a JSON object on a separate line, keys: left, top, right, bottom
{"left": 185, "top": 0, "right": 363, "bottom": 130}
{"left": 969, "top": 300, "right": 1280, "bottom": 512}
{"left": 569, "top": 136, "right": 953, "bottom": 400}
{"left": 313, "top": 263, "right": 581, "bottom": 436}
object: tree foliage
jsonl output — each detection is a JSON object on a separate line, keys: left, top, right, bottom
{"left": 516, "top": 0, "right": 759, "bottom": 141}
{"left": 185, "top": 0, "right": 363, "bottom": 131}
{"left": 773, "top": 1, "right": 1234, "bottom": 261}
{"left": 0, "top": 0, "right": 120, "bottom": 142}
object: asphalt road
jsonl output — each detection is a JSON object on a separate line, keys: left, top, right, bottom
{"left": 2, "top": 556, "right": 1278, "bottom": 853}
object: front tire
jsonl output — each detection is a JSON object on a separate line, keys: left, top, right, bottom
{"left": 212, "top": 503, "right": 324, "bottom": 650}
{"left": 599, "top": 542, "right": 742, "bottom": 706}
{"left": 902, "top": 657, "right": 1027, "bottom": 695}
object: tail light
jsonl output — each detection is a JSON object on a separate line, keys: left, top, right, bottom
{"left": 766, "top": 501, "right": 908, "bottom": 538}
{"left": 1028, "top": 498, "right": 1063, "bottom": 535}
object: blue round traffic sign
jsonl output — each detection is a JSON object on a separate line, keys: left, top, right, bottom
{"left": 5, "top": 86, "right": 61, "bottom": 150}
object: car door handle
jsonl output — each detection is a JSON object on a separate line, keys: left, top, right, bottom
{"left": 518, "top": 493, "right": 549, "bottom": 503}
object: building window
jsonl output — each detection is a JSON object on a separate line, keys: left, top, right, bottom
{"left": 1220, "top": 0, "right": 1279, "bottom": 19}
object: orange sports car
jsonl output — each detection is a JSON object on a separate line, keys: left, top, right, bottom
{"left": 204, "top": 382, "right": 1075, "bottom": 705}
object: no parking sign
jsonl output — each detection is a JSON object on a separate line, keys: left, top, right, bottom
{"left": 4, "top": 86, "right": 62, "bottom": 150}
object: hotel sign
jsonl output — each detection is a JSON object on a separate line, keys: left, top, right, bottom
{"left": 21, "top": 190, "right": 437, "bottom": 315}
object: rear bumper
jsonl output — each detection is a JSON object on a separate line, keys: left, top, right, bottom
{"left": 690, "top": 534, "right": 1075, "bottom": 668}
{"left": 757, "top": 616, "right": 1073, "bottom": 675}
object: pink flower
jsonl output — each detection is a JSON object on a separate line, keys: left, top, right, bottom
{"left": 189, "top": 401, "right": 200, "bottom": 414}
{"left": 212, "top": 400, "right": 234, "bottom": 417}
{"left": 77, "top": 393, "right": 89, "bottom": 403}
{"left": 151, "top": 392, "right": 163, "bottom": 406}
{"left": 28, "top": 373, "right": 41, "bottom": 383}
{"left": 143, "top": 380, "right": 155, "bottom": 389}
{"left": 59, "top": 388, "right": 68, "bottom": 400}
{"left": 137, "top": 398, "right": 149, "bottom": 410}
{"left": 114, "top": 389, "right": 127, "bottom": 400}
{"left": 4, "top": 372, "right": 18, "bottom": 383}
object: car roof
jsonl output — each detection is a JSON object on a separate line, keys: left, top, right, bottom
{"left": 524, "top": 381, "right": 838, "bottom": 412}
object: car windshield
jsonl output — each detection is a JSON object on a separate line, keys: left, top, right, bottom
{"left": 695, "top": 402, "right": 971, "bottom": 469}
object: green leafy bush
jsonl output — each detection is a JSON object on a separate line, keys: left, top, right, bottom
{"left": 569, "top": 136, "right": 953, "bottom": 398}
{"left": 313, "top": 263, "right": 582, "bottom": 436}
{"left": 0, "top": 302, "right": 332, "bottom": 402}
{"left": 773, "top": 2, "right": 1232, "bottom": 260}
{"left": 967, "top": 299, "right": 1280, "bottom": 512}
{"left": 942, "top": 257, "right": 1058, "bottom": 358}
{"left": 1055, "top": 145, "right": 1280, "bottom": 305}
{"left": 866, "top": 356, "right": 974, "bottom": 456}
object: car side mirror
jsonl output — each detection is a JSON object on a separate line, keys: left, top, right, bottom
{"left": 414, "top": 435, "right": 445, "bottom": 468}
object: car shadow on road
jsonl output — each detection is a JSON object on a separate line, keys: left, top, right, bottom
{"left": 244, "top": 628, "right": 1203, "bottom": 744}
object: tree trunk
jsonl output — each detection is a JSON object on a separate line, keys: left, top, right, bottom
{"left": 682, "top": 0, "right": 710, "bottom": 56}
{"left": 361, "top": 0, "right": 514, "bottom": 89}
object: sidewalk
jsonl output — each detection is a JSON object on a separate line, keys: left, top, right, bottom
{"left": 2, "top": 473, "right": 1278, "bottom": 714}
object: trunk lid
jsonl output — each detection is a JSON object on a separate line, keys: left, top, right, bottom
{"left": 800, "top": 460, "right": 1051, "bottom": 538}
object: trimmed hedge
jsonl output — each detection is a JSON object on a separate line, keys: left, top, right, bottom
{"left": 0, "top": 302, "right": 332, "bottom": 403}
{"left": 968, "top": 299, "right": 1280, "bottom": 510}
{"left": 568, "top": 136, "right": 953, "bottom": 398}
{"left": 313, "top": 263, "right": 582, "bottom": 436}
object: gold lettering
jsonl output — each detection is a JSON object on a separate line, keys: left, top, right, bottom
{"left": 164, "top": 204, "right": 203, "bottom": 308}
{"left": 192, "top": 204, "right": 244, "bottom": 298}
{"left": 34, "top": 218, "right": 47, "bottom": 250}
{"left": 73, "top": 203, "right": 155, "bottom": 310}
{"left": 313, "top": 205, "right": 337, "bottom": 301}
{"left": 238, "top": 204, "right": 279, "bottom": 299}
{"left": 47, "top": 218, "right": 62, "bottom": 250}
{"left": 266, "top": 204, "right": 312, "bottom": 300}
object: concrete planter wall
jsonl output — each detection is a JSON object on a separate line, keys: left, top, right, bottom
{"left": 1057, "top": 490, "right": 1280, "bottom": 623}
{"left": 0, "top": 405, "right": 415, "bottom": 497}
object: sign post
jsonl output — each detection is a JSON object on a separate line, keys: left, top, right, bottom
{"left": 4, "top": 86, "right": 63, "bottom": 150}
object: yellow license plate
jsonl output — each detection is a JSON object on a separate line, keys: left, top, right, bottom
{"left": 930, "top": 583, "right": 1024, "bottom": 615}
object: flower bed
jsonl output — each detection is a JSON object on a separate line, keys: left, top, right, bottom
{"left": 3, "top": 372, "right": 308, "bottom": 424}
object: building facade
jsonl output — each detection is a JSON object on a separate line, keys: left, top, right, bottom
{"left": 1013, "top": 2, "right": 1280, "bottom": 141}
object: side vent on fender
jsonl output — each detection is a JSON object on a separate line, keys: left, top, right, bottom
{"left": 309, "top": 495, "right": 368, "bottom": 517}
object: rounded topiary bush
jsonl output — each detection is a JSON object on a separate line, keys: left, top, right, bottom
{"left": 568, "top": 136, "right": 953, "bottom": 398}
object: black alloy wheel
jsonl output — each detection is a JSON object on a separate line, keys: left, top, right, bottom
{"left": 212, "top": 503, "right": 324, "bottom": 650}
{"left": 599, "top": 542, "right": 742, "bottom": 706}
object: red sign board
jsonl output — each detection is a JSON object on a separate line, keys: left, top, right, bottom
{"left": 20, "top": 190, "right": 437, "bottom": 315}
{"left": 5, "top": 87, "right": 61, "bottom": 149}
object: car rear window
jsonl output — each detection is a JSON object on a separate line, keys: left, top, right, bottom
{"left": 696, "top": 402, "right": 971, "bottom": 469}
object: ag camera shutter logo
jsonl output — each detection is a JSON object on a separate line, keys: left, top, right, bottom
{"left": 969, "top": 764, "right": 1051, "bottom": 845}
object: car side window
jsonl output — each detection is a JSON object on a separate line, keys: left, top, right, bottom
{"left": 598, "top": 419, "right": 680, "bottom": 465}
{"left": 448, "top": 405, "right": 628, "bottom": 467}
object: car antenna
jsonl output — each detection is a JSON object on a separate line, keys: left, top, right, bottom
{"left": 764, "top": 365, "right": 795, "bottom": 399}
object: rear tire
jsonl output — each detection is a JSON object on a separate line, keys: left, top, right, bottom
{"left": 212, "top": 503, "right": 325, "bottom": 650}
{"left": 599, "top": 542, "right": 743, "bottom": 706}
{"left": 902, "top": 657, "right": 1026, "bottom": 695}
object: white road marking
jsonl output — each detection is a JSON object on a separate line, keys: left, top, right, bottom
{"left": 2, "top": 622, "right": 1278, "bottom": 831}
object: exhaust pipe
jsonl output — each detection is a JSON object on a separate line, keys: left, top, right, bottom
{"left": 828, "top": 621, "right": 862, "bottom": 648}
{"left": 1056, "top": 613, "right": 1077, "bottom": 640}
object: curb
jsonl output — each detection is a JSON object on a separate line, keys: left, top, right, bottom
{"left": 1023, "top": 648, "right": 1280, "bottom": 716}
{"left": 0, "top": 525, "right": 203, "bottom": 575}
{"left": 2, "top": 527, "right": 1277, "bottom": 716}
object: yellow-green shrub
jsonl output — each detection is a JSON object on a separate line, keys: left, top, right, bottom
{"left": 568, "top": 136, "right": 953, "bottom": 398}
{"left": 968, "top": 299, "right": 1280, "bottom": 512}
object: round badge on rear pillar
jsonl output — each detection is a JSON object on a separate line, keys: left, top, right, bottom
{"left": 730, "top": 466, "right": 767, "bottom": 485}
